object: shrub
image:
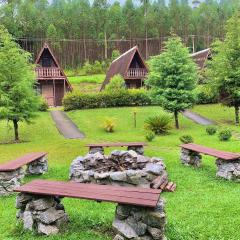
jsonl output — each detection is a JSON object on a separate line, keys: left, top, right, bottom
{"left": 195, "top": 85, "right": 218, "bottom": 104}
{"left": 206, "top": 126, "right": 217, "bottom": 135}
{"left": 218, "top": 129, "right": 232, "bottom": 141}
{"left": 63, "top": 89, "right": 152, "bottom": 111}
{"left": 179, "top": 135, "right": 194, "bottom": 144}
{"left": 103, "top": 117, "right": 116, "bottom": 132}
{"left": 111, "top": 49, "right": 120, "bottom": 61}
{"left": 105, "top": 75, "right": 126, "bottom": 93}
{"left": 145, "top": 131, "right": 155, "bottom": 142}
{"left": 82, "top": 60, "right": 104, "bottom": 75}
{"left": 144, "top": 114, "right": 172, "bottom": 135}
{"left": 39, "top": 98, "right": 48, "bottom": 111}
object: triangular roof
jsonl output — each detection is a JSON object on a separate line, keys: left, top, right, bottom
{"left": 100, "top": 46, "right": 148, "bottom": 91}
{"left": 191, "top": 48, "right": 212, "bottom": 70}
{"left": 35, "top": 43, "right": 72, "bottom": 91}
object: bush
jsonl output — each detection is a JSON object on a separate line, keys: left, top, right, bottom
{"left": 218, "top": 129, "right": 232, "bottom": 141}
{"left": 144, "top": 114, "right": 172, "bottom": 135}
{"left": 82, "top": 60, "right": 104, "bottom": 75}
{"left": 179, "top": 135, "right": 194, "bottom": 144}
{"left": 105, "top": 75, "right": 126, "bottom": 93}
{"left": 145, "top": 131, "right": 156, "bottom": 142}
{"left": 206, "top": 126, "right": 217, "bottom": 135}
{"left": 39, "top": 98, "right": 48, "bottom": 111}
{"left": 63, "top": 89, "right": 152, "bottom": 111}
{"left": 103, "top": 117, "right": 116, "bottom": 132}
{"left": 195, "top": 85, "right": 218, "bottom": 104}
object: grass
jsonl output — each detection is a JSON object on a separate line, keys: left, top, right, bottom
{"left": 68, "top": 74, "right": 105, "bottom": 93}
{"left": 0, "top": 104, "right": 240, "bottom": 239}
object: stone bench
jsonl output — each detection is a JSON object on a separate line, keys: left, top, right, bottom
{"left": 14, "top": 179, "right": 166, "bottom": 239}
{"left": 0, "top": 152, "right": 48, "bottom": 196}
{"left": 86, "top": 142, "right": 147, "bottom": 155}
{"left": 180, "top": 143, "right": 240, "bottom": 181}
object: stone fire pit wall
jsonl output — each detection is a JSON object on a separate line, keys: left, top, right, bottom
{"left": 16, "top": 193, "right": 69, "bottom": 235}
{"left": 70, "top": 150, "right": 167, "bottom": 188}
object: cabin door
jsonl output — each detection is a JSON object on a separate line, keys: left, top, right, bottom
{"left": 41, "top": 82, "right": 54, "bottom": 106}
{"left": 55, "top": 82, "right": 64, "bottom": 106}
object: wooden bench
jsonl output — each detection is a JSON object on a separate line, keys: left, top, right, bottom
{"left": 86, "top": 142, "right": 147, "bottom": 155}
{"left": 180, "top": 143, "right": 240, "bottom": 180}
{"left": 14, "top": 180, "right": 166, "bottom": 237}
{"left": 0, "top": 152, "right": 48, "bottom": 196}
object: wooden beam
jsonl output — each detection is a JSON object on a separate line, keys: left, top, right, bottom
{"left": 53, "top": 79, "right": 56, "bottom": 107}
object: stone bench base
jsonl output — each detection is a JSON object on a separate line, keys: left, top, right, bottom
{"left": 113, "top": 199, "right": 166, "bottom": 240}
{"left": 16, "top": 193, "right": 69, "bottom": 235}
{"left": 180, "top": 148, "right": 202, "bottom": 167}
{"left": 0, "top": 168, "right": 24, "bottom": 196}
{"left": 16, "top": 193, "right": 166, "bottom": 239}
{"left": 26, "top": 156, "right": 48, "bottom": 175}
{"left": 216, "top": 159, "right": 240, "bottom": 181}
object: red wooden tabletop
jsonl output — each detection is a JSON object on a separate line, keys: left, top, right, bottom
{"left": 181, "top": 143, "right": 240, "bottom": 160}
{"left": 0, "top": 152, "right": 47, "bottom": 171}
{"left": 14, "top": 179, "right": 161, "bottom": 208}
{"left": 86, "top": 142, "right": 147, "bottom": 147}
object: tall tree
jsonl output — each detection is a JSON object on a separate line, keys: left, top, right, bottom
{"left": 207, "top": 13, "right": 240, "bottom": 125}
{"left": 147, "top": 36, "right": 198, "bottom": 128}
{"left": 0, "top": 25, "right": 39, "bottom": 141}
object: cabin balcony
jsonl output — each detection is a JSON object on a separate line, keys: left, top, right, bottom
{"left": 35, "top": 67, "right": 63, "bottom": 79}
{"left": 126, "top": 68, "right": 147, "bottom": 79}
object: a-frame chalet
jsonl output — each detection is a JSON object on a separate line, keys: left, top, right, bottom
{"left": 35, "top": 43, "right": 72, "bottom": 106}
{"left": 191, "top": 48, "right": 212, "bottom": 70}
{"left": 101, "top": 46, "right": 148, "bottom": 91}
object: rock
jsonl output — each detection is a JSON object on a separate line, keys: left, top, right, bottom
{"left": 113, "top": 234, "right": 125, "bottom": 240}
{"left": 23, "top": 211, "right": 34, "bottom": 230}
{"left": 94, "top": 172, "right": 109, "bottom": 180}
{"left": 147, "top": 226, "right": 163, "bottom": 240}
{"left": 16, "top": 193, "right": 32, "bottom": 209}
{"left": 145, "top": 163, "right": 164, "bottom": 175}
{"left": 110, "top": 172, "right": 127, "bottom": 182}
{"left": 127, "top": 217, "right": 147, "bottom": 236}
{"left": 38, "top": 207, "right": 66, "bottom": 224}
{"left": 116, "top": 205, "right": 131, "bottom": 220}
{"left": 113, "top": 218, "right": 138, "bottom": 239}
{"left": 38, "top": 223, "right": 59, "bottom": 235}
{"left": 28, "top": 197, "right": 55, "bottom": 211}
{"left": 144, "top": 212, "right": 166, "bottom": 228}
{"left": 136, "top": 156, "right": 149, "bottom": 164}
{"left": 26, "top": 157, "right": 48, "bottom": 175}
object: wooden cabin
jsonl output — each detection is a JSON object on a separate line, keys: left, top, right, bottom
{"left": 35, "top": 43, "right": 72, "bottom": 106}
{"left": 191, "top": 48, "right": 212, "bottom": 70}
{"left": 101, "top": 46, "right": 148, "bottom": 91}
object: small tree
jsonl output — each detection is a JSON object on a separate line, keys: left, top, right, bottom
{"left": 146, "top": 36, "right": 198, "bottom": 129}
{"left": 0, "top": 25, "right": 39, "bottom": 141}
{"left": 207, "top": 13, "right": 240, "bottom": 125}
{"left": 105, "top": 74, "right": 126, "bottom": 93}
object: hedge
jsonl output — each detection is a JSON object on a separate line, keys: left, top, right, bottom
{"left": 63, "top": 89, "right": 152, "bottom": 111}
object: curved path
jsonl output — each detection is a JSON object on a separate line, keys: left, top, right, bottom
{"left": 182, "top": 110, "right": 215, "bottom": 125}
{"left": 51, "top": 110, "right": 85, "bottom": 139}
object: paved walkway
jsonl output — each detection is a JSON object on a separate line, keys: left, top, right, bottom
{"left": 182, "top": 110, "right": 215, "bottom": 125}
{"left": 51, "top": 110, "right": 85, "bottom": 139}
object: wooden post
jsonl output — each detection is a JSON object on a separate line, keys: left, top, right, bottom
{"left": 64, "top": 79, "right": 66, "bottom": 94}
{"left": 53, "top": 79, "right": 56, "bottom": 107}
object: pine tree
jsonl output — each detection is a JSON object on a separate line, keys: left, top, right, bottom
{"left": 147, "top": 36, "right": 198, "bottom": 129}
{"left": 0, "top": 25, "right": 39, "bottom": 141}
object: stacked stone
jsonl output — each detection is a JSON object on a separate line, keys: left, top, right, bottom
{"left": 70, "top": 150, "right": 167, "bottom": 188}
{"left": 89, "top": 146, "right": 144, "bottom": 155}
{"left": 216, "top": 159, "right": 240, "bottom": 181}
{"left": 0, "top": 168, "right": 24, "bottom": 196}
{"left": 16, "top": 193, "right": 69, "bottom": 235}
{"left": 26, "top": 156, "right": 48, "bottom": 175}
{"left": 180, "top": 148, "right": 202, "bottom": 167}
{"left": 113, "top": 199, "right": 166, "bottom": 240}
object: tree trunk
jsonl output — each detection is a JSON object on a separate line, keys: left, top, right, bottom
{"left": 235, "top": 105, "right": 239, "bottom": 125}
{"left": 174, "top": 111, "right": 179, "bottom": 129}
{"left": 104, "top": 31, "right": 108, "bottom": 59}
{"left": 13, "top": 119, "right": 19, "bottom": 141}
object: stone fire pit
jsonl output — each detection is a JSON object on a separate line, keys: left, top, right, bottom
{"left": 70, "top": 150, "right": 168, "bottom": 239}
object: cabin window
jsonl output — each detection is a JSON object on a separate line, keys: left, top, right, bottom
{"left": 42, "top": 57, "right": 51, "bottom": 67}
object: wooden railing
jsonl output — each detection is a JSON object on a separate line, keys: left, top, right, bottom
{"left": 35, "top": 67, "right": 62, "bottom": 78}
{"left": 126, "top": 68, "right": 147, "bottom": 78}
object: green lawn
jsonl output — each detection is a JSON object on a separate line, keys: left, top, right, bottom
{"left": 68, "top": 74, "right": 105, "bottom": 93}
{"left": 0, "top": 105, "right": 240, "bottom": 239}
